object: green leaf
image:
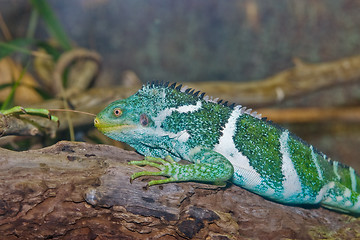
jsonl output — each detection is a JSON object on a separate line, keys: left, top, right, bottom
{"left": 30, "top": 0, "right": 72, "bottom": 50}
{"left": 0, "top": 38, "right": 35, "bottom": 60}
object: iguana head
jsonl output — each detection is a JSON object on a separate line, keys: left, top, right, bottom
{"left": 94, "top": 82, "right": 197, "bottom": 145}
{"left": 94, "top": 95, "right": 155, "bottom": 144}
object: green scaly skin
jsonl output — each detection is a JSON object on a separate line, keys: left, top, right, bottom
{"left": 94, "top": 82, "right": 360, "bottom": 214}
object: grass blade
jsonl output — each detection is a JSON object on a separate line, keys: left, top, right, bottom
{"left": 30, "top": 0, "right": 72, "bottom": 50}
{"left": 0, "top": 83, "right": 13, "bottom": 90}
{"left": 26, "top": 9, "right": 39, "bottom": 39}
{"left": 1, "top": 62, "right": 29, "bottom": 110}
{"left": 0, "top": 38, "right": 35, "bottom": 60}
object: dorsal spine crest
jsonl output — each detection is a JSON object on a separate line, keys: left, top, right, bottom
{"left": 142, "top": 81, "right": 263, "bottom": 120}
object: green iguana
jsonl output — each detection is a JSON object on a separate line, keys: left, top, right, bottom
{"left": 94, "top": 82, "right": 360, "bottom": 214}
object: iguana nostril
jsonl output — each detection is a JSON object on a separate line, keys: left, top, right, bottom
{"left": 94, "top": 118, "right": 99, "bottom": 126}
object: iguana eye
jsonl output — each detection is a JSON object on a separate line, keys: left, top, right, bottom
{"left": 113, "top": 108, "right": 122, "bottom": 117}
{"left": 140, "top": 113, "right": 149, "bottom": 126}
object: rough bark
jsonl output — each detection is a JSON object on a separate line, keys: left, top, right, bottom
{"left": 0, "top": 141, "right": 359, "bottom": 239}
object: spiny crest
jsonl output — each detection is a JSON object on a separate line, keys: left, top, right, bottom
{"left": 143, "top": 81, "right": 263, "bottom": 119}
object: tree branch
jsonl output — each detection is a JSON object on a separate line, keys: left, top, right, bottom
{"left": 0, "top": 141, "right": 358, "bottom": 239}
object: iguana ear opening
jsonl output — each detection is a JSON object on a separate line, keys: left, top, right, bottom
{"left": 140, "top": 113, "right": 149, "bottom": 127}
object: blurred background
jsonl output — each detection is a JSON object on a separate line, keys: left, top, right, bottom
{"left": 1, "top": 0, "right": 359, "bottom": 84}
{"left": 0, "top": 0, "right": 360, "bottom": 170}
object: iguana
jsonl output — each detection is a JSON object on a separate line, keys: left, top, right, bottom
{"left": 94, "top": 82, "right": 360, "bottom": 214}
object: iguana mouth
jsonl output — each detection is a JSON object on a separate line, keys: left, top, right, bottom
{"left": 94, "top": 117, "right": 133, "bottom": 133}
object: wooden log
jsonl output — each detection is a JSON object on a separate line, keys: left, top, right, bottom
{"left": 0, "top": 141, "right": 359, "bottom": 239}
{"left": 185, "top": 55, "right": 360, "bottom": 106}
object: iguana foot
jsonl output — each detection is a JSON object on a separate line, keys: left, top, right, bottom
{"left": 129, "top": 156, "right": 179, "bottom": 186}
{"left": 129, "top": 155, "right": 232, "bottom": 187}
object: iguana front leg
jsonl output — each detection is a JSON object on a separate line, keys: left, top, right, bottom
{"left": 129, "top": 147, "right": 234, "bottom": 187}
